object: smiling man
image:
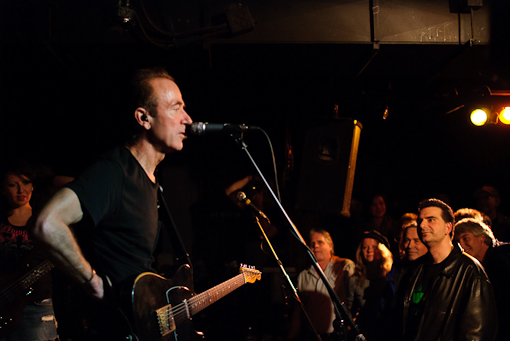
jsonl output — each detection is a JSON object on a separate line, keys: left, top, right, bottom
{"left": 455, "top": 217, "right": 510, "bottom": 340}
{"left": 456, "top": 218, "right": 494, "bottom": 262}
{"left": 32, "top": 67, "right": 193, "bottom": 339}
{"left": 399, "top": 199, "right": 498, "bottom": 341}
{"left": 402, "top": 223, "right": 428, "bottom": 262}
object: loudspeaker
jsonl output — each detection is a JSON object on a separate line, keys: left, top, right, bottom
{"left": 295, "top": 118, "right": 362, "bottom": 217}
{"left": 449, "top": 0, "right": 483, "bottom": 13}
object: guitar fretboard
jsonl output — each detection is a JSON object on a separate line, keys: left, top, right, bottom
{"left": 188, "top": 272, "right": 246, "bottom": 316}
{"left": 21, "top": 260, "right": 54, "bottom": 289}
{"left": 156, "top": 271, "right": 250, "bottom": 337}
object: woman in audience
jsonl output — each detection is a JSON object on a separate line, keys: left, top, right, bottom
{"left": 347, "top": 230, "right": 393, "bottom": 340}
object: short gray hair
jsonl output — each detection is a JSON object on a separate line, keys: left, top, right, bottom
{"left": 455, "top": 218, "right": 495, "bottom": 247}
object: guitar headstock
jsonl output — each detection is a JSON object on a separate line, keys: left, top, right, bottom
{"left": 239, "top": 263, "right": 262, "bottom": 283}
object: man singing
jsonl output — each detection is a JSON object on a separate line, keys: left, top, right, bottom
{"left": 32, "top": 67, "right": 193, "bottom": 339}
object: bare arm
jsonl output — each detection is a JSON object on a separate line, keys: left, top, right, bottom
{"left": 32, "top": 187, "right": 104, "bottom": 299}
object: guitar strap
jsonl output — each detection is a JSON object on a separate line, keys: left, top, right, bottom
{"left": 157, "top": 185, "right": 193, "bottom": 271}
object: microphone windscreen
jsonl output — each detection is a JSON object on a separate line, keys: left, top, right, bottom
{"left": 237, "top": 191, "right": 247, "bottom": 202}
{"left": 189, "top": 122, "right": 229, "bottom": 135}
{"left": 189, "top": 122, "right": 206, "bottom": 135}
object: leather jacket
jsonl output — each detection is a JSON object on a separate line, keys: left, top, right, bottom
{"left": 401, "top": 244, "right": 497, "bottom": 341}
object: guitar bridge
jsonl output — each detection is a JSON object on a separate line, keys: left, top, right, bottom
{"left": 156, "top": 305, "right": 176, "bottom": 336}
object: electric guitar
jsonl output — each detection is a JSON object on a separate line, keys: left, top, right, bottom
{"left": 0, "top": 259, "right": 54, "bottom": 337}
{"left": 127, "top": 263, "right": 261, "bottom": 341}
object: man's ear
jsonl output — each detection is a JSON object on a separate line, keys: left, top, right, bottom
{"left": 446, "top": 222, "right": 453, "bottom": 236}
{"left": 134, "top": 108, "right": 150, "bottom": 128}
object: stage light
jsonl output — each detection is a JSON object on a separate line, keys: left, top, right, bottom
{"left": 466, "top": 90, "right": 510, "bottom": 127}
{"left": 499, "top": 107, "right": 510, "bottom": 125}
{"left": 470, "top": 108, "right": 489, "bottom": 126}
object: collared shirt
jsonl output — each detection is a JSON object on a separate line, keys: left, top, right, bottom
{"left": 297, "top": 256, "right": 355, "bottom": 334}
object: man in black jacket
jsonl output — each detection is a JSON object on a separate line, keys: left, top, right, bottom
{"left": 400, "top": 198, "right": 498, "bottom": 341}
{"left": 455, "top": 217, "right": 510, "bottom": 340}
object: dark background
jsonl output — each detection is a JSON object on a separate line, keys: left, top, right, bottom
{"left": 1, "top": 1, "right": 510, "bottom": 211}
{"left": 1, "top": 0, "right": 510, "bottom": 339}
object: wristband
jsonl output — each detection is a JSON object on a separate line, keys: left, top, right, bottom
{"left": 82, "top": 268, "right": 96, "bottom": 285}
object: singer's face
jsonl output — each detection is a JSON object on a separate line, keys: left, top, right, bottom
{"left": 148, "top": 78, "right": 192, "bottom": 152}
{"left": 310, "top": 232, "right": 333, "bottom": 263}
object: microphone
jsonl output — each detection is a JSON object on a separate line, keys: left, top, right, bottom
{"left": 236, "top": 191, "right": 270, "bottom": 222}
{"left": 189, "top": 122, "right": 259, "bottom": 135}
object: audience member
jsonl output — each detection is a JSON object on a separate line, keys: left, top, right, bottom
{"left": 383, "top": 222, "right": 429, "bottom": 341}
{"left": 0, "top": 161, "right": 59, "bottom": 340}
{"left": 455, "top": 206, "right": 495, "bottom": 229}
{"left": 474, "top": 185, "right": 510, "bottom": 241}
{"left": 399, "top": 213, "right": 418, "bottom": 229}
{"left": 347, "top": 230, "right": 393, "bottom": 340}
{"left": 398, "top": 198, "right": 497, "bottom": 340}
{"left": 455, "top": 218, "right": 510, "bottom": 340}
{"left": 386, "top": 213, "right": 423, "bottom": 294}
{"left": 361, "top": 194, "right": 400, "bottom": 257}
{"left": 401, "top": 223, "right": 428, "bottom": 262}
{"left": 288, "top": 229, "right": 354, "bottom": 341}
{"left": 453, "top": 207, "right": 483, "bottom": 222}
{"left": 397, "top": 213, "right": 418, "bottom": 259}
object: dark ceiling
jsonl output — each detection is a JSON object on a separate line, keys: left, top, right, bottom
{"left": 1, "top": 0, "right": 510, "bottom": 214}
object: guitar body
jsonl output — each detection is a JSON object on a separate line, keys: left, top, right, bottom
{"left": 131, "top": 264, "right": 203, "bottom": 341}
{"left": 126, "top": 263, "right": 260, "bottom": 341}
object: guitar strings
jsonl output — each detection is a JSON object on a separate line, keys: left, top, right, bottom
{"left": 162, "top": 274, "right": 247, "bottom": 327}
{"left": 0, "top": 261, "right": 54, "bottom": 306}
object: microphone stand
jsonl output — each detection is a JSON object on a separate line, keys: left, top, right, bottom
{"left": 252, "top": 215, "right": 321, "bottom": 341}
{"left": 231, "top": 131, "right": 366, "bottom": 341}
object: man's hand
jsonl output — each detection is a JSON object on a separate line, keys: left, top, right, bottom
{"left": 82, "top": 271, "right": 105, "bottom": 300}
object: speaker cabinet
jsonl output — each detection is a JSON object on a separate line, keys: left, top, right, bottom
{"left": 295, "top": 118, "right": 362, "bottom": 217}
{"left": 449, "top": 0, "right": 483, "bottom": 13}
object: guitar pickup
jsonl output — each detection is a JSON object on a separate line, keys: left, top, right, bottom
{"left": 155, "top": 305, "right": 176, "bottom": 336}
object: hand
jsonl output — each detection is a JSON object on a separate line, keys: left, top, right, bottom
{"left": 82, "top": 271, "right": 105, "bottom": 300}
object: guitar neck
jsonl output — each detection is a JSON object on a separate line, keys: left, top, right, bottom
{"left": 20, "top": 260, "right": 54, "bottom": 290}
{"left": 151, "top": 266, "right": 260, "bottom": 339}
{"left": 187, "top": 272, "right": 247, "bottom": 316}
